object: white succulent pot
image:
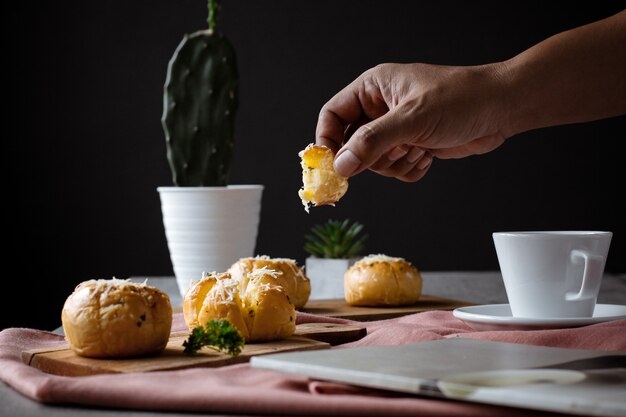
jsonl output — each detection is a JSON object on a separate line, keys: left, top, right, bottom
{"left": 158, "top": 185, "right": 263, "bottom": 298}
{"left": 306, "top": 257, "right": 358, "bottom": 300}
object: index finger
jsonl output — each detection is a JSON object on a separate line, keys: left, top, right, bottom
{"left": 315, "top": 82, "right": 364, "bottom": 153}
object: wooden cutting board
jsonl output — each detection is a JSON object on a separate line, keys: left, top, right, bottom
{"left": 302, "top": 295, "right": 474, "bottom": 321}
{"left": 23, "top": 323, "right": 366, "bottom": 377}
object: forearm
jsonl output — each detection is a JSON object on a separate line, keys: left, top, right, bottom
{"left": 503, "top": 10, "right": 626, "bottom": 136}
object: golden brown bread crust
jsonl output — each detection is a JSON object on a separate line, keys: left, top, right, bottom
{"left": 228, "top": 256, "right": 311, "bottom": 308}
{"left": 183, "top": 271, "right": 296, "bottom": 342}
{"left": 344, "top": 255, "right": 422, "bottom": 306}
{"left": 183, "top": 272, "right": 229, "bottom": 329}
{"left": 197, "top": 276, "right": 251, "bottom": 340}
{"left": 298, "top": 143, "right": 348, "bottom": 212}
{"left": 61, "top": 279, "right": 173, "bottom": 358}
{"left": 245, "top": 278, "right": 296, "bottom": 341}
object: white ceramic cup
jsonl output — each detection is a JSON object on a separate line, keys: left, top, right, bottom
{"left": 493, "top": 231, "right": 612, "bottom": 318}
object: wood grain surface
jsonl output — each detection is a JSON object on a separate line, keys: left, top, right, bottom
{"left": 22, "top": 323, "right": 366, "bottom": 376}
{"left": 301, "top": 295, "right": 474, "bottom": 321}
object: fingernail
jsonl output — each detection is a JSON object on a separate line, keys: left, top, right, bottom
{"left": 406, "top": 147, "right": 426, "bottom": 163}
{"left": 417, "top": 154, "right": 432, "bottom": 170}
{"left": 387, "top": 146, "right": 409, "bottom": 161}
{"left": 334, "top": 149, "right": 361, "bottom": 176}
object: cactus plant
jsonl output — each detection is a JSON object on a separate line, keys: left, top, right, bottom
{"left": 162, "top": 0, "right": 239, "bottom": 186}
{"left": 305, "top": 219, "right": 368, "bottom": 259}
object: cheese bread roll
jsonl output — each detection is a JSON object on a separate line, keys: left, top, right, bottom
{"left": 344, "top": 254, "right": 422, "bottom": 306}
{"left": 62, "top": 279, "right": 173, "bottom": 358}
{"left": 183, "top": 271, "right": 295, "bottom": 342}
{"left": 228, "top": 255, "right": 310, "bottom": 308}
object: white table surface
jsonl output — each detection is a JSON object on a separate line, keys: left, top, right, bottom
{"left": 2, "top": 272, "right": 625, "bottom": 417}
{"left": 133, "top": 272, "right": 626, "bottom": 307}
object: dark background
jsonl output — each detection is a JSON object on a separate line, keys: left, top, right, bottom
{"left": 5, "top": 1, "right": 625, "bottom": 330}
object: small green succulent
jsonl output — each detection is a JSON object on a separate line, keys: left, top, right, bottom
{"left": 305, "top": 219, "right": 368, "bottom": 259}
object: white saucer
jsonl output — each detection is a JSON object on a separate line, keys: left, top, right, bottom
{"left": 453, "top": 304, "right": 626, "bottom": 331}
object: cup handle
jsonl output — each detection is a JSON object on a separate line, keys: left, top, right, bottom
{"left": 566, "top": 249, "right": 604, "bottom": 301}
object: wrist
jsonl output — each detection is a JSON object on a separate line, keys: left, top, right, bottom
{"left": 497, "top": 56, "right": 534, "bottom": 137}
{"left": 472, "top": 62, "right": 519, "bottom": 140}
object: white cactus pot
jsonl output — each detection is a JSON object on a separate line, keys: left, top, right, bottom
{"left": 306, "top": 257, "right": 358, "bottom": 300}
{"left": 158, "top": 185, "right": 263, "bottom": 298}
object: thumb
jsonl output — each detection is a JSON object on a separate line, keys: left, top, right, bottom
{"left": 334, "top": 106, "right": 418, "bottom": 177}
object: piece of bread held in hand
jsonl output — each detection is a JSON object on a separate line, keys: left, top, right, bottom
{"left": 298, "top": 143, "right": 348, "bottom": 212}
{"left": 183, "top": 271, "right": 296, "bottom": 342}
{"left": 344, "top": 254, "right": 423, "bottom": 306}
{"left": 62, "top": 279, "right": 173, "bottom": 358}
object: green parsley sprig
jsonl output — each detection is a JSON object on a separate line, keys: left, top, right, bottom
{"left": 183, "top": 319, "right": 245, "bottom": 356}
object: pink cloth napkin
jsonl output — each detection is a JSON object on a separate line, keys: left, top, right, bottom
{"left": 1, "top": 311, "right": 625, "bottom": 417}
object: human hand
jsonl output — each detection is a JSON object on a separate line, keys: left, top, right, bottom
{"left": 316, "top": 62, "right": 512, "bottom": 182}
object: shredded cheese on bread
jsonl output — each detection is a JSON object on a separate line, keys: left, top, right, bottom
{"left": 298, "top": 143, "right": 348, "bottom": 212}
